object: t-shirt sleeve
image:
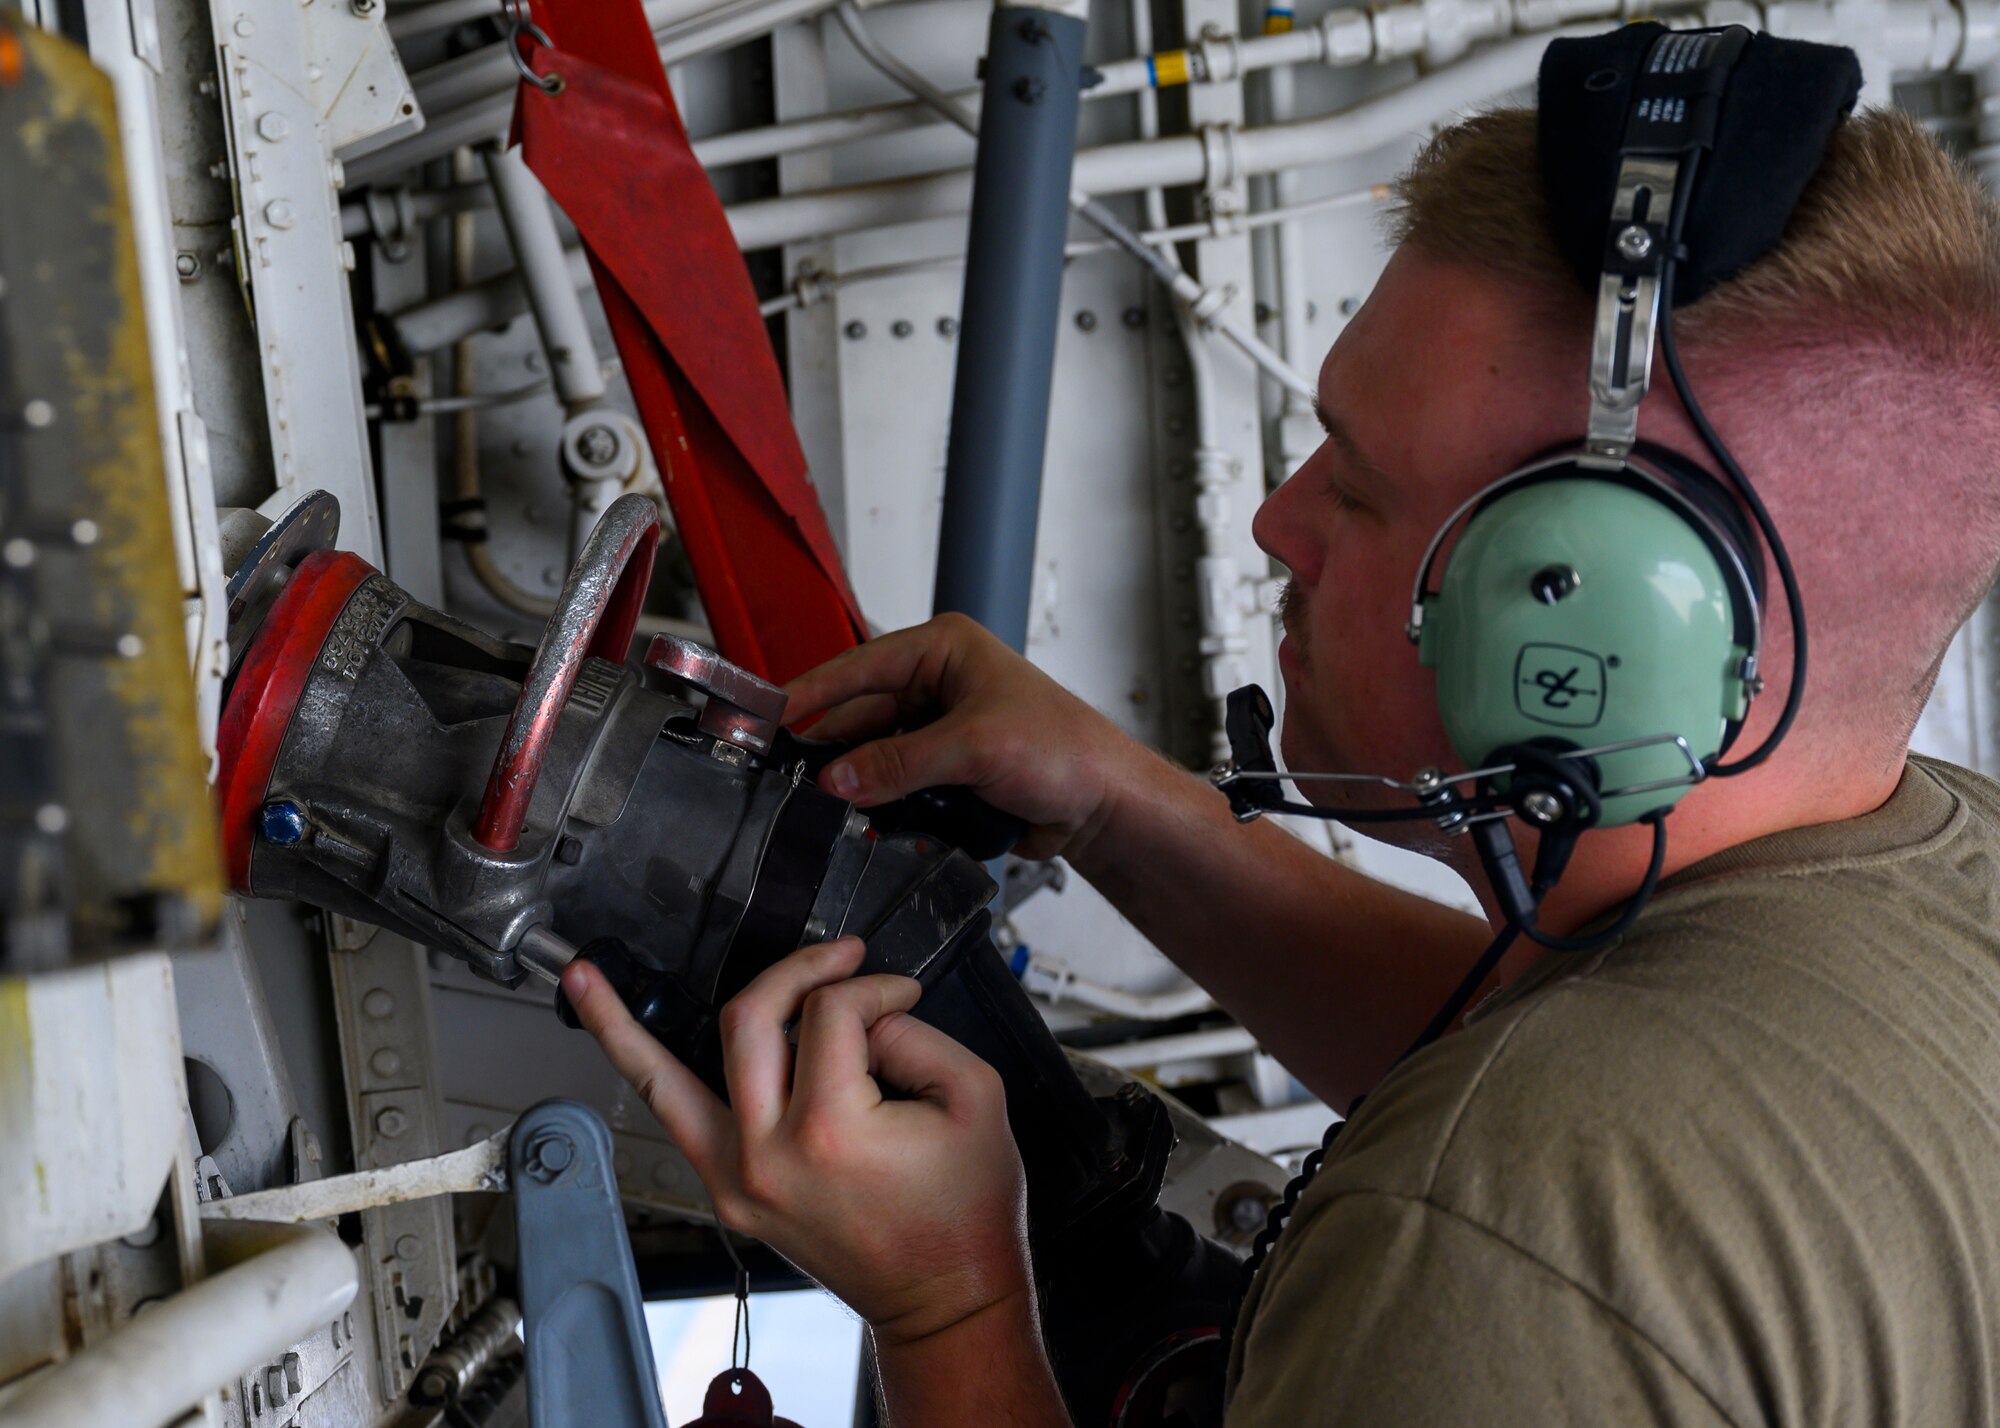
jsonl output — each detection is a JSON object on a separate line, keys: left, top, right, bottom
{"left": 1227, "top": 1189, "right": 1737, "bottom": 1428}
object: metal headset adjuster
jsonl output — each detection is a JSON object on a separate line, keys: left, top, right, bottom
{"left": 1585, "top": 153, "right": 1677, "bottom": 465}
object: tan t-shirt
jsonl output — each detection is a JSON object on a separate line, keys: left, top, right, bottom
{"left": 1226, "top": 755, "right": 2000, "bottom": 1426}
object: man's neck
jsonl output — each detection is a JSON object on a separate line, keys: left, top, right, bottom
{"left": 1446, "top": 747, "right": 1909, "bottom": 954}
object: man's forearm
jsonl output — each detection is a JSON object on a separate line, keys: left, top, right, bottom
{"left": 1069, "top": 743, "right": 1494, "bottom": 1108}
{"left": 871, "top": 1292, "right": 1070, "bottom": 1428}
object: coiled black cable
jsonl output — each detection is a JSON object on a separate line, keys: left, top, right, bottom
{"left": 1241, "top": 921, "right": 1521, "bottom": 1278}
{"left": 1240, "top": 809, "right": 1670, "bottom": 1279}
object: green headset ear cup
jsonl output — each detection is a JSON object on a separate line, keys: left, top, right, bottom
{"left": 1426, "top": 475, "right": 1749, "bottom": 826}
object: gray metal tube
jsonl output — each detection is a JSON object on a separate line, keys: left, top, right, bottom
{"left": 930, "top": 5, "right": 1087, "bottom": 650}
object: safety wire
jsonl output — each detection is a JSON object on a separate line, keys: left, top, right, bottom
{"left": 716, "top": 1214, "right": 753, "bottom": 1379}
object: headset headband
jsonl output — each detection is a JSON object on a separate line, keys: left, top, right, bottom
{"left": 1584, "top": 27, "right": 1750, "bottom": 463}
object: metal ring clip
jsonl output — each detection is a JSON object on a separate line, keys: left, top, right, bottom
{"left": 502, "top": 1, "right": 564, "bottom": 94}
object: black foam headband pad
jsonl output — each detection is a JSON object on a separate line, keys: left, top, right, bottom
{"left": 1538, "top": 23, "right": 1863, "bottom": 305}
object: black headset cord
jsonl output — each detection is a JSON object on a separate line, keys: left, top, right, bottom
{"left": 1237, "top": 809, "right": 1671, "bottom": 1284}
{"left": 1657, "top": 149, "right": 1808, "bottom": 776}
{"left": 1239, "top": 920, "right": 1519, "bottom": 1280}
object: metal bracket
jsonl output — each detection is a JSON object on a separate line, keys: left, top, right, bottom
{"left": 510, "top": 1100, "right": 669, "bottom": 1428}
{"left": 646, "top": 633, "right": 790, "bottom": 755}
{"left": 1585, "top": 154, "right": 1679, "bottom": 462}
{"left": 326, "top": 924, "right": 456, "bottom": 1404}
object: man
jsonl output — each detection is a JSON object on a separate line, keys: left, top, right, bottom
{"left": 564, "top": 96, "right": 2000, "bottom": 1424}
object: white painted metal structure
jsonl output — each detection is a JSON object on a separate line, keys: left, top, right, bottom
{"left": 6, "top": 0, "right": 2000, "bottom": 1418}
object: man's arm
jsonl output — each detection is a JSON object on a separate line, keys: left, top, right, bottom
{"left": 871, "top": 1292, "right": 1069, "bottom": 1427}
{"left": 1068, "top": 747, "right": 1493, "bottom": 1108}
{"left": 785, "top": 615, "right": 1492, "bottom": 1108}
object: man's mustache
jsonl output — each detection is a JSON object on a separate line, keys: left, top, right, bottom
{"left": 1277, "top": 579, "right": 1307, "bottom": 654}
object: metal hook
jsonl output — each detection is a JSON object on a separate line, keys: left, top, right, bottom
{"left": 504, "top": 9, "right": 564, "bottom": 94}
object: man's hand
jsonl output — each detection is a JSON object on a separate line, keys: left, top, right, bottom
{"left": 560, "top": 937, "right": 1031, "bottom": 1348}
{"left": 784, "top": 613, "right": 1155, "bottom": 861}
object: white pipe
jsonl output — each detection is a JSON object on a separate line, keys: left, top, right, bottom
{"left": 480, "top": 145, "right": 606, "bottom": 410}
{"left": 1091, "top": 1024, "right": 1260, "bottom": 1069}
{"left": 723, "top": 31, "right": 1577, "bottom": 250}
{"left": 1977, "top": 57, "right": 2000, "bottom": 192}
{"left": 385, "top": 0, "right": 900, "bottom": 180}
{"left": 341, "top": 182, "right": 491, "bottom": 240}
{"left": 1, "top": 1221, "right": 357, "bottom": 1428}
{"left": 518, "top": 23, "right": 1330, "bottom": 177}
{"left": 695, "top": 87, "right": 981, "bottom": 166}
{"left": 1265, "top": 60, "right": 1313, "bottom": 407}
{"left": 409, "top": 0, "right": 765, "bottom": 116}
{"left": 750, "top": 187, "right": 1384, "bottom": 313}
{"left": 391, "top": 243, "right": 592, "bottom": 355}
{"left": 1019, "top": 952, "right": 1215, "bottom": 1021}
{"left": 381, "top": 178, "right": 1382, "bottom": 360}
{"left": 361, "top": 0, "right": 1534, "bottom": 186}
{"left": 367, "top": 0, "right": 1978, "bottom": 189}
{"left": 832, "top": 1, "right": 1314, "bottom": 398}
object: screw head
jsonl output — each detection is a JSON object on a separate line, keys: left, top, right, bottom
{"left": 259, "top": 800, "right": 307, "bottom": 845}
{"left": 843, "top": 320, "right": 867, "bottom": 340}
{"left": 574, "top": 423, "right": 620, "bottom": 468}
{"left": 1075, "top": 310, "right": 1097, "bottom": 332}
{"left": 374, "top": 1106, "right": 409, "bottom": 1138}
{"left": 174, "top": 251, "right": 201, "bottom": 280}
{"left": 936, "top": 316, "right": 958, "bottom": 337}
{"left": 1121, "top": 307, "right": 1146, "bottom": 328}
{"left": 1411, "top": 767, "right": 1444, "bottom": 795}
{"left": 264, "top": 199, "right": 296, "bottom": 230}
{"left": 257, "top": 111, "right": 290, "bottom": 142}
{"left": 1521, "top": 789, "right": 1566, "bottom": 825}
{"left": 1616, "top": 224, "right": 1653, "bottom": 261}
{"left": 890, "top": 319, "right": 913, "bottom": 338}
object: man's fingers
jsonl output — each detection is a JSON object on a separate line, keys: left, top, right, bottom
{"left": 788, "top": 973, "right": 922, "bottom": 1119}
{"left": 783, "top": 626, "right": 939, "bottom": 724}
{"left": 561, "top": 960, "right": 730, "bottom": 1170}
{"left": 719, "top": 938, "right": 868, "bottom": 1133}
{"left": 800, "top": 692, "right": 903, "bottom": 745}
{"left": 867, "top": 1010, "right": 1004, "bottom": 1114}
{"left": 818, "top": 723, "right": 979, "bottom": 806}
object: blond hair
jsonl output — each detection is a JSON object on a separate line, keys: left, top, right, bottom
{"left": 1386, "top": 105, "right": 2000, "bottom": 755}
{"left": 1389, "top": 106, "right": 2000, "bottom": 351}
